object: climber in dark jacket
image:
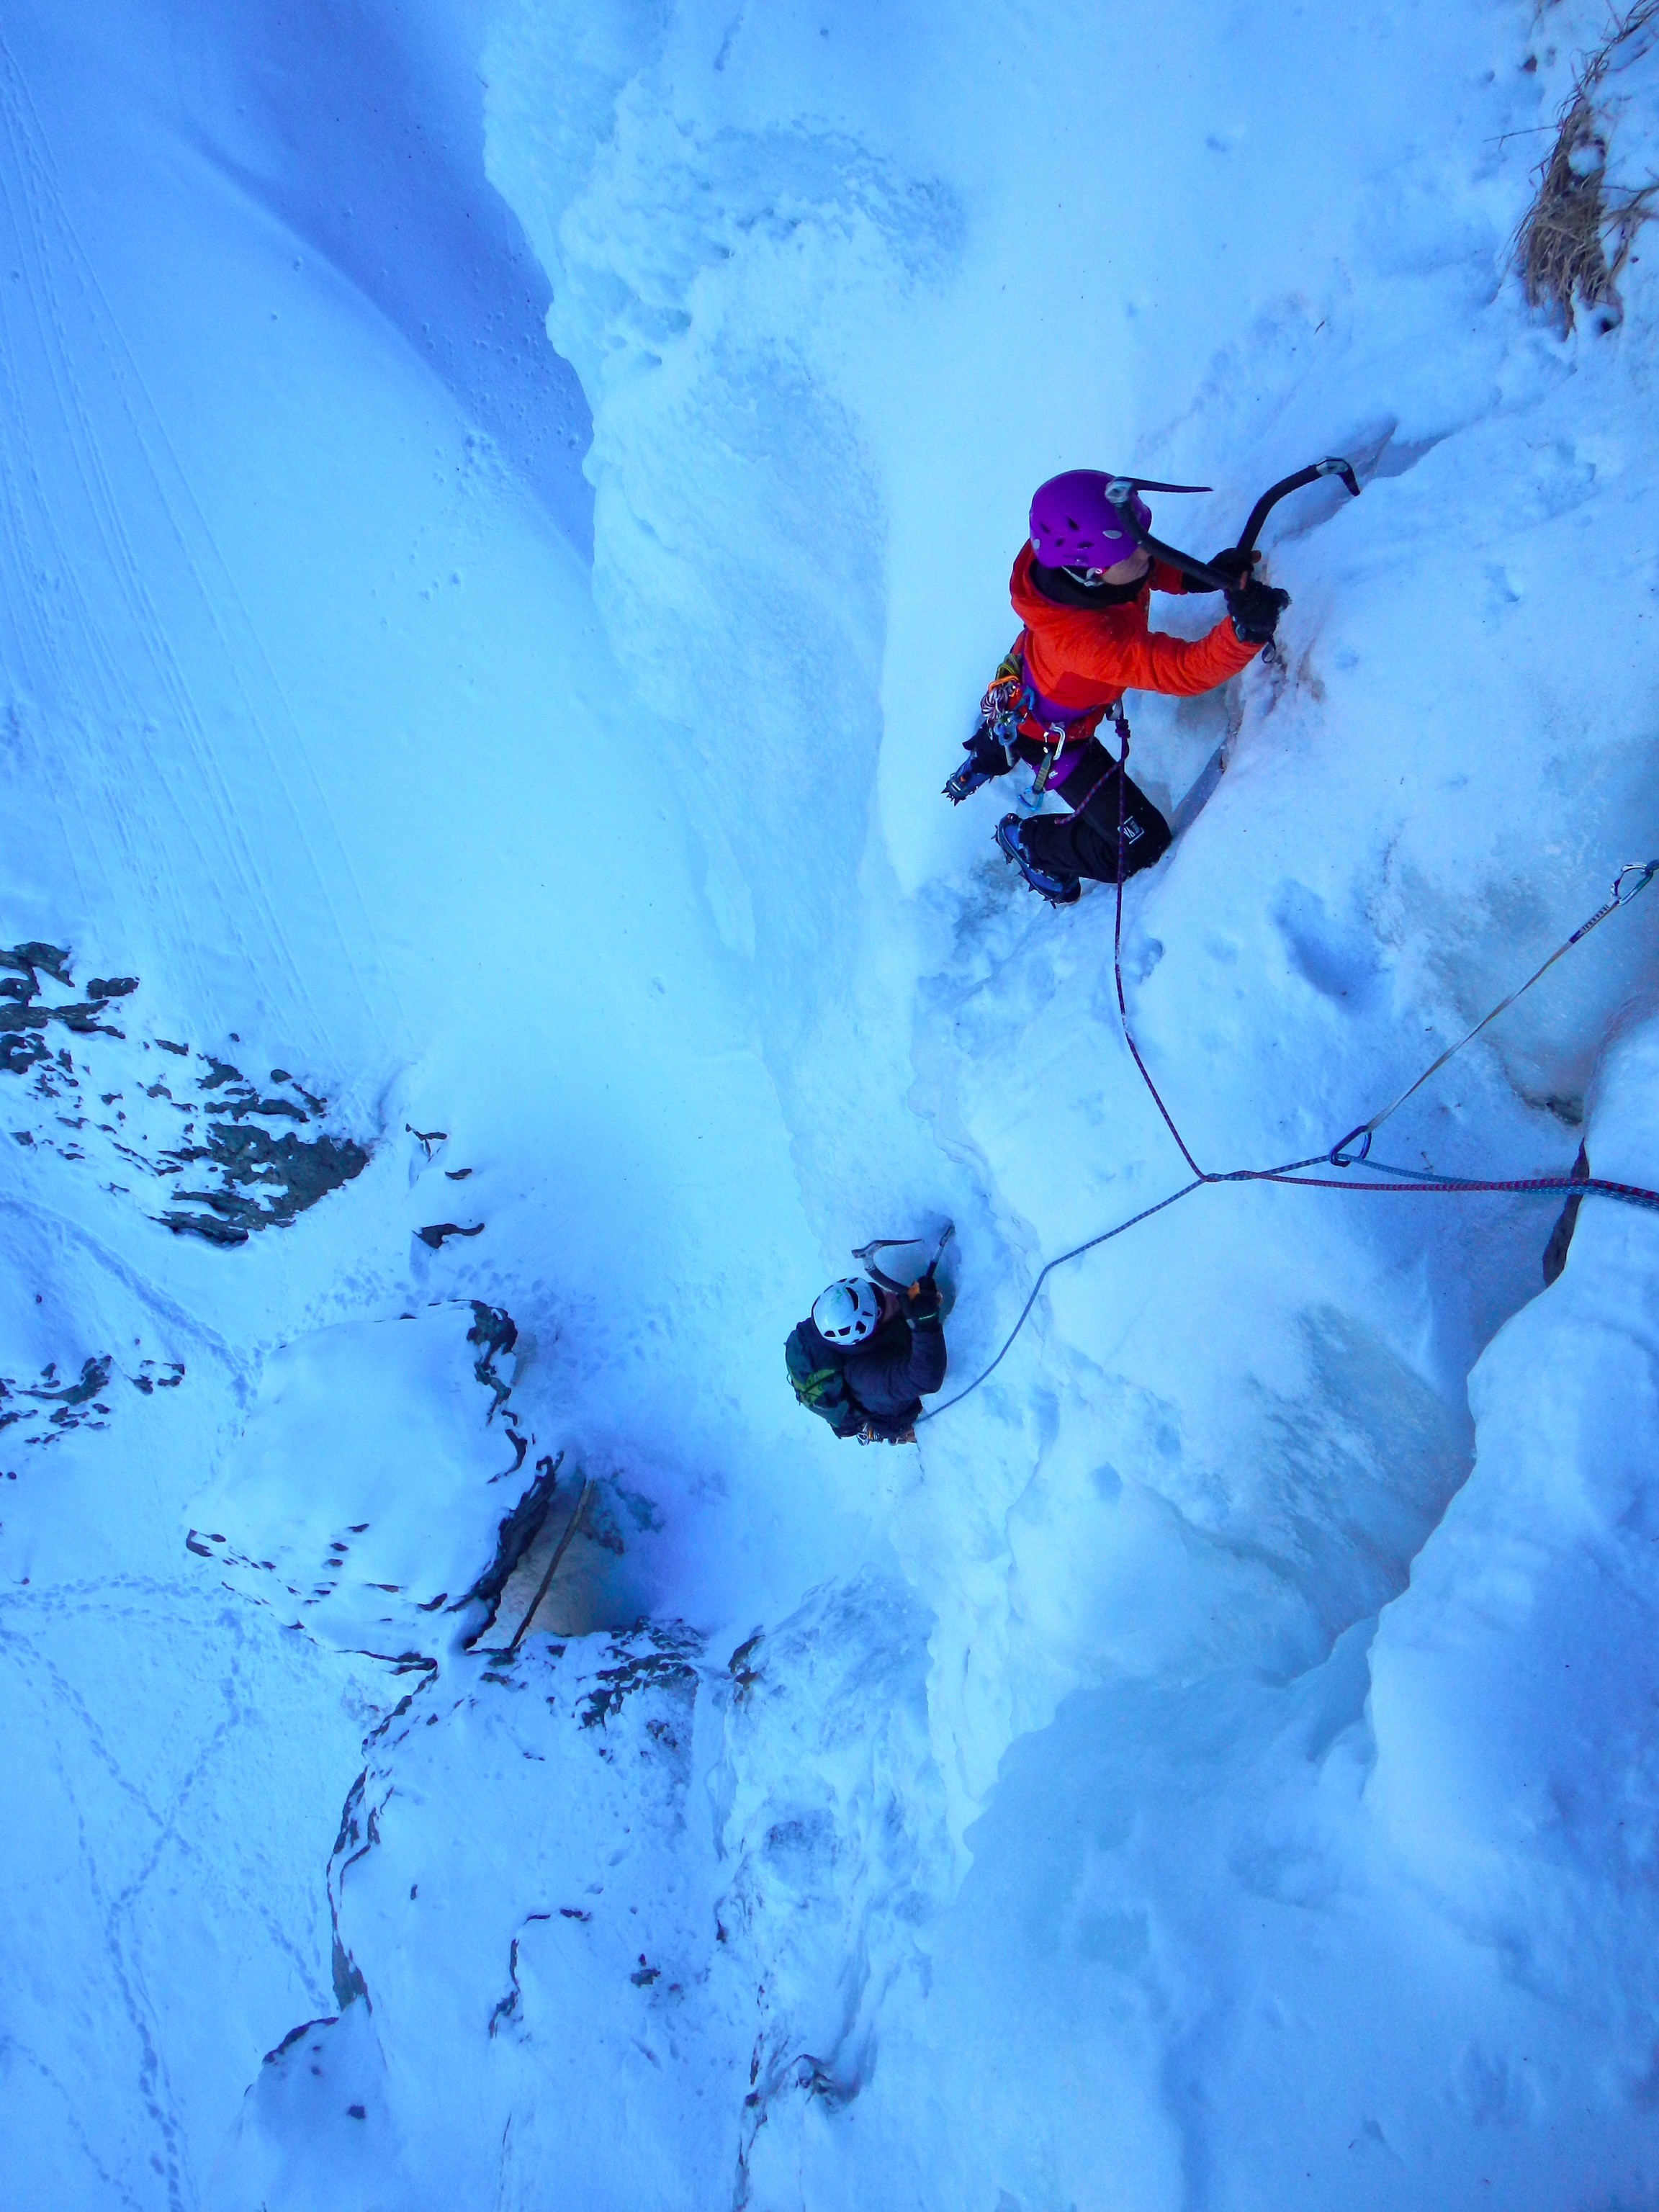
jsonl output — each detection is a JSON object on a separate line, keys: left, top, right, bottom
{"left": 785, "top": 1272, "right": 946, "bottom": 1443}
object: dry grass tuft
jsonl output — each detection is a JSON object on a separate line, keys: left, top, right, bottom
{"left": 1516, "top": 0, "right": 1659, "bottom": 331}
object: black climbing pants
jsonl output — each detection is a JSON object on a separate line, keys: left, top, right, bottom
{"left": 1020, "top": 739, "right": 1172, "bottom": 886}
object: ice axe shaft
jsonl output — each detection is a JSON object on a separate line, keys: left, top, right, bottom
{"left": 1103, "top": 457, "right": 1361, "bottom": 595}
{"left": 1100, "top": 477, "right": 1226, "bottom": 590}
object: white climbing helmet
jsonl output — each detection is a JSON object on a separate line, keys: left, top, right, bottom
{"left": 811, "top": 1277, "right": 883, "bottom": 1345}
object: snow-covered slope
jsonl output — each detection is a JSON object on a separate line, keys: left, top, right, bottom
{"left": 5, "top": 0, "right": 1659, "bottom": 2204}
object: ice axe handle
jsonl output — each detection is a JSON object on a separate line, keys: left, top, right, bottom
{"left": 1105, "top": 459, "right": 1360, "bottom": 595}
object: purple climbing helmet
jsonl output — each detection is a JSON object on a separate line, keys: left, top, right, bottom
{"left": 1028, "top": 470, "right": 1151, "bottom": 571}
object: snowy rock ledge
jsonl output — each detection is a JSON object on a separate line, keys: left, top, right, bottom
{"left": 188, "top": 1302, "right": 550, "bottom": 1660}
{"left": 220, "top": 1574, "right": 948, "bottom": 2211}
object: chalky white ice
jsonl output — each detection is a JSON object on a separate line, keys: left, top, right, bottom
{"left": 4, "top": 1, "right": 1659, "bottom": 2206}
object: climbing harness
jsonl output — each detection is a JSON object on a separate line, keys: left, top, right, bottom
{"left": 979, "top": 652, "right": 1033, "bottom": 762}
{"left": 1031, "top": 730, "right": 1066, "bottom": 795}
{"left": 976, "top": 648, "right": 1097, "bottom": 793}
{"left": 921, "top": 817, "right": 1659, "bottom": 1425}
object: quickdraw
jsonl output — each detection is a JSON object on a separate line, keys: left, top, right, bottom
{"left": 976, "top": 647, "right": 1099, "bottom": 793}
{"left": 1328, "top": 858, "right": 1659, "bottom": 1164}
{"left": 978, "top": 651, "right": 1030, "bottom": 763}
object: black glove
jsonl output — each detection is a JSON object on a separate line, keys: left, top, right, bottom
{"left": 1226, "top": 577, "right": 1290, "bottom": 644}
{"left": 1210, "top": 547, "right": 1259, "bottom": 589}
{"left": 907, "top": 1273, "right": 943, "bottom": 1325}
{"left": 1183, "top": 547, "right": 1259, "bottom": 593}
{"left": 944, "top": 727, "right": 1012, "bottom": 804}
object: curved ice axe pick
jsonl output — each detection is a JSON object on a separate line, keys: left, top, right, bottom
{"left": 1235, "top": 457, "right": 1360, "bottom": 557}
{"left": 1103, "top": 457, "right": 1362, "bottom": 594}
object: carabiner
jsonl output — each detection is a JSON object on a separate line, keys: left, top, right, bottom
{"left": 1612, "top": 858, "right": 1659, "bottom": 905}
{"left": 1328, "top": 1124, "right": 1373, "bottom": 1167}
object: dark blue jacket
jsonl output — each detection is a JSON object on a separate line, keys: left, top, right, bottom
{"left": 788, "top": 1307, "right": 945, "bottom": 1437}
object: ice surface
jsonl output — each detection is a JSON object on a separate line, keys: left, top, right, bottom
{"left": 5, "top": 0, "right": 1659, "bottom": 2203}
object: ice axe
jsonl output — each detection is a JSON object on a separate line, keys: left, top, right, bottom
{"left": 852, "top": 1220, "right": 955, "bottom": 1295}
{"left": 1101, "top": 457, "right": 1361, "bottom": 596}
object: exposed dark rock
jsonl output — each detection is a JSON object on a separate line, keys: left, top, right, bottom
{"left": 1543, "top": 1142, "right": 1591, "bottom": 1285}
{"left": 261, "top": 2015, "right": 338, "bottom": 2069}
{"left": 0, "top": 1352, "right": 180, "bottom": 1449}
{"left": 1, "top": 941, "right": 73, "bottom": 986}
{"left": 0, "top": 992, "right": 122, "bottom": 1043}
{"left": 1, "top": 1033, "right": 48, "bottom": 1076}
{"left": 25, "top": 1354, "right": 112, "bottom": 1409}
{"left": 466, "top": 1303, "right": 517, "bottom": 1409}
{"left": 157, "top": 1211, "right": 250, "bottom": 1248}
{"left": 4, "top": 950, "right": 373, "bottom": 1244}
{"left": 579, "top": 1623, "right": 703, "bottom": 1730}
{"left": 729, "top": 1631, "right": 765, "bottom": 1700}
{"left": 158, "top": 1126, "right": 370, "bottom": 1244}
{"left": 416, "top": 1221, "right": 484, "bottom": 1249}
{"left": 461, "top": 1449, "right": 563, "bottom": 1631}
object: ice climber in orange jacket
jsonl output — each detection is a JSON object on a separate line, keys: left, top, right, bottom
{"left": 945, "top": 469, "right": 1286, "bottom": 905}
